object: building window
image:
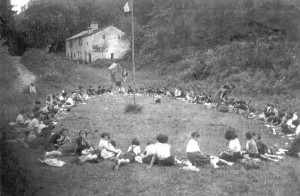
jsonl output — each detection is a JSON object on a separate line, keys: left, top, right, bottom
{"left": 79, "top": 38, "right": 82, "bottom": 45}
{"left": 74, "top": 53, "right": 76, "bottom": 58}
{"left": 67, "top": 53, "right": 69, "bottom": 58}
{"left": 87, "top": 42, "right": 88, "bottom": 45}
{"left": 103, "top": 35, "right": 105, "bottom": 39}
{"left": 69, "top": 40, "right": 73, "bottom": 48}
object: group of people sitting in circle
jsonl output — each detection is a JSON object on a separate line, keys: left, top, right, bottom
{"left": 36, "top": 127, "right": 290, "bottom": 171}
{"left": 10, "top": 82, "right": 300, "bottom": 171}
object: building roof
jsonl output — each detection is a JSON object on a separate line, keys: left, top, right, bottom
{"left": 65, "top": 25, "right": 122, "bottom": 41}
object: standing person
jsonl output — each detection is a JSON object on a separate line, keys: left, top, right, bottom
{"left": 29, "top": 83, "right": 37, "bottom": 95}
{"left": 122, "top": 68, "right": 129, "bottom": 86}
{"left": 110, "top": 70, "right": 116, "bottom": 86}
{"left": 213, "top": 85, "right": 230, "bottom": 109}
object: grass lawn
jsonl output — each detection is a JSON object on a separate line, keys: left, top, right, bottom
{"left": 14, "top": 92, "right": 300, "bottom": 196}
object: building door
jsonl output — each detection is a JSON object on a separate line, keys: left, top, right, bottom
{"left": 111, "top": 53, "right": 114, "bottom": 60}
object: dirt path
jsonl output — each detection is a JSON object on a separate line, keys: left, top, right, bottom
{"left": 11, "top": 56, "right": 36, "bottom": 93}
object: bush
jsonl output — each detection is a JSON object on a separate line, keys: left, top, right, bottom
{"left": 124, "top": 103, "right": 143, "bottom": 114}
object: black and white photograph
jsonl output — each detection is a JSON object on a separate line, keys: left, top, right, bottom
{"left": 1, "top": 0, "right": 300, "bottom": 195}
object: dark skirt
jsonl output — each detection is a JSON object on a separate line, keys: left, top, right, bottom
{"left": 142, "top": 155, "right": 158, "bottom": 164}
{"left": 220, "top": 151, "right": 243, "bottom": 162}
{"left": 158, "top": 156, "right": 175, "bottom": 166}
{"left": 187, "top": 152, "right": 211, "bottom": 166}
{"left": 121, "top": 152, "right": 136, "bottom": 163}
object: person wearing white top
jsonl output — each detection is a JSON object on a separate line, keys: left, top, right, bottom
{"left": 148, "top": 134, "right": 177, "bottom": 168}
{"left": 113, "top": 138, "right": 141, "bottom": 171}
{"left": 187, "top": 132, "right": 233, "bottom": 168}
{"left": 220, "top": 129, "right": 243, "bottom": 162}
{"left": 141, "top": 140, "right": 157, "bottom": 164}
{"left": 99, "top": 132, "right": 121, "bottom": 159}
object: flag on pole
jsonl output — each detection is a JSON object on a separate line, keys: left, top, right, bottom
{"left": 123, "top": 0, "right": 132, "bottom": 12}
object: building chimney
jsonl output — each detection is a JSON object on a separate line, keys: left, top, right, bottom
{"left": 90, "top": 21, "right": 98, "bottom": 31}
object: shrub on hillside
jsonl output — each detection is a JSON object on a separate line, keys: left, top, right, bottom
{"left": 124, "top": 103, "right": 143, "bottom": 114}
{"left": 21, "top": 48, "right": 79, "bottom": 84}
{"left": 0, "top": 43, "right": 17, "bottom": 89}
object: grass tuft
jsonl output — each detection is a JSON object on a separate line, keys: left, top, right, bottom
{"left": 124, "top": 103, "right": 143, "bottom": 114}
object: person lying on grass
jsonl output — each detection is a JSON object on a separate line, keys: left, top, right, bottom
{"left": 147, "top": 134, "right": 181, "bottom": 168}
{"left": 219, "top": 129, "right": 244, "bottom": 162}
{"left": 113, "top": 138, "right": 141, "bottom": 171}
{"left": 186, "top": 132, "right": 234, "bottom": 168}
{"left": 243, "top": 131, "right": 278, "bottom": 162}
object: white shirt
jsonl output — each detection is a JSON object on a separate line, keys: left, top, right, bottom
{"left": 295, "top": 125, "right": 300, "bottom": 137}
{"left": 101, "top": 143, "right": 117, "bottom": 159}
{"left": 16, "top": 114, "right": 24, "bottom": 124}
{"left": 99, "top": 139, "right": 109, "bottom": 149}
{"left": 127, "top": 145, "right": 141, "bottom": 155}
{"left": 154, "top": 143, "right": 171, "bottom": 160}
{"left": 28, "top": 118, "right": 39, "bottom": 131}
{"left": 186, "top": 139, "right": 200, "bottom": 153}
{"left": 144, "top": 144, "right": 156, "bottom": 156}
{"left": 228, "top": 138, "right": 241, "bottom": 152}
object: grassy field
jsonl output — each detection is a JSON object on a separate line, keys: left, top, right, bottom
{"left": 12, "top": 92, "right": 300, "bottom": 196}
{"left": 3, "top": 53, "right": 300, "bottom": 196}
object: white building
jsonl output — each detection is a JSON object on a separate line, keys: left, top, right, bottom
{"left": 65, "top": 23, "right": 130, "bottom": 63}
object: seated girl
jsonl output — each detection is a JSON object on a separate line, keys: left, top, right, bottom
{"left": 219, "top": 129, "right": 243, "bottom": 162}
{"left": 286, "top": 135, "right": 300, "bottom": 158}
{"left": 113, "top": 138, "right": 141, "bottom": 171}
{"left": 148, "top": 134, "right": 180, "bottom": 168}
{"left": 16, "top": 109, "right": 27, "bottom": 128}
{"left": 243, "top": 131, "right": 278, "bottom": 162}
{"left": 99, "top": 132, "right": 122, "bottom": 160}
{"left": 141, "top": 140, "right": 157, "bottom": 164}
{"left": 74, "top": 129, "right": 91, "bottom": 155}
{"left": 253, "top": 132, "right": 282, "bottom": 161}
{"left": 44, "top": 128, "right": 73, "bottom": 158}
{"left": 187, "top": 132, "right": 233, "bottom": 169}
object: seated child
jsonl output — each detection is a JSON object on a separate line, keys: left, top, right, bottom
{"left": 148, "top": 134, "right": 179, "bottom": 168}
{"left": 87, "top": 86, "right": 96, "bottom": 96}
{"left": 187, "top": 132, "right": 233, "bottom": 168}
{"left": 286, "top": 135, "right": 300, "bottom": 158}
{"left": 16, "top": 109, "right": 27, "bottom": 128}
{"left": 44, "top": 128, "right": 72, "bottom": 158}
{"left": 243, "top": 131, "right": 274, "bottom": 162}
{"left": 243, "top": 131, "right": 259, "bottom": 158}
{"left": 141, "top": 140, "right": 157, "bottom": 164}
{"left": 49, "top": 128, "right": 71, "bottom": 150}
{"left": 219, "top": 129, "right": 243, "bottom": 162}
{"left": 99, "top": 132, "right": 122, "bottom": 159}
{"left": 74, "top": 129, "right": 91, "bottom": 155}
{"left": 113, "top": 138, "right": 141, "bottom": 170}
{"left": 253, "top": 132, "right": 282, "bottom": 161}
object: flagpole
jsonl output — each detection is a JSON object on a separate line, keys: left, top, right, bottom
{"left": 131, "top": 0, "right": 136, "bottom": 105}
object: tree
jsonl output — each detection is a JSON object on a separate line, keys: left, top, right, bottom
{"left": 92, "top": 40, "right": 109, "bottom": 58}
